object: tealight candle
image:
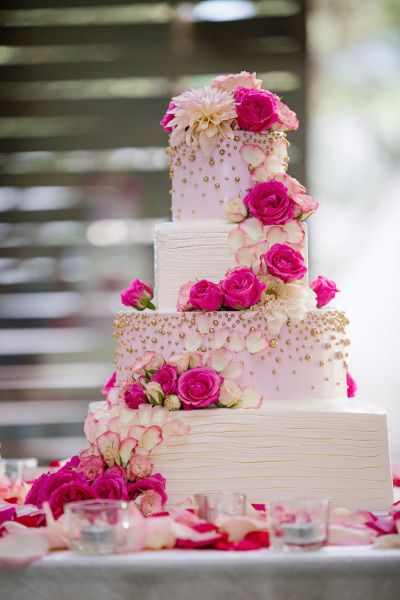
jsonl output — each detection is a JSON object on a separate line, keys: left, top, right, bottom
{"left": 194, "top": 492, "right": 247, "bottom": 521}
{"left": 270, "top": 498, "right": 329, "bottom": 552}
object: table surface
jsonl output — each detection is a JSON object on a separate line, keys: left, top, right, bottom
{"left": 1, "top": 545, "right": 400, "bottom": 600}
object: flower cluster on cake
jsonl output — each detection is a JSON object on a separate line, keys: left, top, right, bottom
{"left": 14, "top": 71, "right": 395, "bottom": 522}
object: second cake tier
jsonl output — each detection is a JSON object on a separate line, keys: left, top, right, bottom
{"left": 114, "top": 308, "right": 349, "bottom": 402}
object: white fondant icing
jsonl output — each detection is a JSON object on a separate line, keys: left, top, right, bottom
{"left": 151, "top": 399, "right": 393, "bottom": 511}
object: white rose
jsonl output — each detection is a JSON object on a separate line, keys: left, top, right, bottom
{"left": 144, "top": 381, "right": 165, "bottom": 406}
{"left": 218, "top": 379, "right": 242, "bottom": 408}
{"left": 164, "top": 394, "right": 181, "bottom": 411}
{"left": 226, "top": 197, "right": 247, "bottom": 223}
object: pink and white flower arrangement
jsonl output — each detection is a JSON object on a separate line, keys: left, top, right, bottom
{"left": 119, "top": 349, "right": 263, "bottom": 412}
{"left": 161, "top": 72, "right": 298, "bottom": 153}
{"left": 167, "top": 87, "right": 236, "bottom": 155}
{"left": 177, "top": 267, "right": 265, "bottom": 312}
{"left": 226, "top": 174, "right": 318, "bottom": 224}
{"left": 310, "top": 275, "right": 340, "bottom": 308}
{"left": 121, "top": 279, "right": 155, "bottom": 311}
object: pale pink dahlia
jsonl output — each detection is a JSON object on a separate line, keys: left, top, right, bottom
{"left": 169, "top": 86, "right": 236, "bottom": 155}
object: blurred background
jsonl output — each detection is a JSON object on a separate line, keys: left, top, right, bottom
{"left": 0, "top": 0, "right": 399, "bottom": 464}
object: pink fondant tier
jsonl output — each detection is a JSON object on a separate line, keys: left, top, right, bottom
{"left": 169, "top": 130, "right": 289, "bottom": 221}
{"left": 114, "top": 308, "right": 349, "bottom": 402}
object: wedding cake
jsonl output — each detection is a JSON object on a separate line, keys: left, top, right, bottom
{"left": 84, "top": 72, "right": 393, "bottom": 512}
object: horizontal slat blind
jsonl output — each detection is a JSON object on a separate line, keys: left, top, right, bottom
{"left": 0, "top": 0, "right": 307, "bottom": 462}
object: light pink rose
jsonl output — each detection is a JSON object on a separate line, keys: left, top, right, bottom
{"left": 177, "top": 280, "right": 194, "bottom": 311}
{"left": 128, "top": 473, "right": 167, "bottom": 506}
{"left": 124, "top": 382, "right": 147, "bottom": 409}
{"left": 244, "top": 180, "right": 295, "bottom": 225}
{"left": 189, "top": 280, "right": 224, "bottom": 311}
{"left": 262, "top": 243, "right": 307, "bottom": 282}
{"left": 131, "top": 351, "right": 164, "bottom": 376}
{"left": 221, "top": 267, "right": 266, "bottom": 310}
{"left": 121, "top": 279, "right": 154, "bottom": 310}
{"left": 151, "top": 364, "right": 179, "bottom": 395}
{"left": 310, "top": 275, "right": 339, "bottom": 308}
{"left": 77, "top": 454, "right": 104, "bottom": 483}
{"left": 234, "top": 87, "right": 279, "bottom": 132}
{"left": 160, "top": 101, "right": 176, "bottom": 133}
{"left": 212, "top": 71, "right": 262, "bottom": 93}
{"left": 346, "top": 372, "right": 357, "bottom": 398}
{"left": 167, "top": 352, "right": 203, "bottom": 374}
{"left": 138, "top": 490, "right": 163, "bottom": 517}
{"left": 127, "top": 454, "right": 153, "bottom": 481}
{"left": 177, "top": 367, "right": 222, "bottom": 409}
{"left": 272, "top": 98, "right": 299, "bottom": 131}
{"left": 226, "top": 197, "right": 247, "bottom": 223}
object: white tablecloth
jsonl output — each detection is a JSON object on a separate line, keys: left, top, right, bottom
{"left": 1, "top": 546, "right": 400, "bottom": 600}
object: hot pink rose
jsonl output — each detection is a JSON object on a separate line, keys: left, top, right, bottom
{"left": 244, "top": 180, "right": 295, "bottom": 225}
{"left": 177, "top": 367, "right": 222, "bottom": 409}
{"left": 262, "top": 244, "right": 307, "bottom": 282}
{"left": 77, "top": 454, "right": 105, "bottom": 483}
{"left": 273, "top": 98, "right": 299, "bottom": 131}
{"left": 49, "top": 481, "right": 96, "bottom": 519}
{"left": 101, "top": 371, "right": 116, "bottom": 395}
{"left": 310, "top": 275, "right": 339, "bottom": 308}
{"left": 346, "top": 372, "right": 357, "bottom": 398}
{"left": 124, "top": 382, "right": 147, "bottom": 409}
{"left": 91, "top": 471, "right": 128, "bottom": 501}
{"left": 160, "top": 101, "right": 176, "bottom": 133}
{"left": 151, "top": 364, "right": 178, "bottom": 395}
{"left": 105, "top": 465, "right": 127, "bottom": 481}
{"left": 221, "top": 267, "right": 266, "bottom": 310}
{"left": 127, "top": 473, "right": 167, "bottom": 507}
{"left": 234, "top": 87, "right": 279, "bottom": 132}
{"left": 121, "top": 279, "right": 154, "bottom": 310}
{"left": 26, "top": 469, "right": 87, "bottom": 509}
{"left": 189, "top": 280, "right": 224, "bottom": 311}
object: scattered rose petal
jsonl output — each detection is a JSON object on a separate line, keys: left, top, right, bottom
{"left": 228, "top": 228, "right": 246, "bottom": 252}
{"left": 119, "top": 437, "right": 138, "bottom": 464}
{"left": 226, "top": 331, "right": 245, "bottom": 353}
{"left": 139, "top": 426, "right": 164, "bottom": 453}
{"left": 96, "top": 431, "right": 121, "bottom": 467}
{"left": 184, "top": 332, "right": 204, "bottom": 352}
{"left": 245, "top": 330, "right": 268, "bottom": 354}
{"left": 239, "top": 386, "right": 263, "bottom": 409}
{"left": 283, "top": 219, "right": 305, "bottom": 245}
{"left": 214, "top": 329, "right": 229, "bottom": 349}
{"left": 209, "top": 348, "right": 233, "bottom": 372}
{"left": 220, "top": 360, "right": 243, "bottom": 380}
{"left": 236, "top": 246, "right": 255, "bottom": 268}
{"left": 238, "top": 218, "right": 264, "bottom": 243}
{"left": 240, "top": 143, "right": 266, "bottom": 168}
{"left": 196, "top": 313, "right": 210, "bottom": 334}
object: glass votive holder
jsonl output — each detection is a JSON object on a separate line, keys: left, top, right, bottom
{"left": 64, "top": 499, "right": 129, "bottom": 555}
{"left": 0, "top": 458, "right": 38, "bottom": 483}
{"left": 194, "top": 492, "right": 247, "bottom": 522}
{"left": 270, "top": 498, "right": 330, "bottom": 552}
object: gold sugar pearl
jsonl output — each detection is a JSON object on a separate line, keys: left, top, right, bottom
{"left": 311, "top": 328, "right": 319, "bottom": 337}
{"left": 179, "top": 332, "right": 185, "bottom": 339}
{"left": 269, "top": 339, "right": 278, "bottom": 348}
{"left": 305, "top": 354, "right": 312, "bottom": 361}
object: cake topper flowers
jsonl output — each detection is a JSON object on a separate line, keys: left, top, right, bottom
{"left": 165, "top": 87, "right": 236, "bottom": 155}
{"left": 160, "top": 72, "right": 299, "bottom": 154}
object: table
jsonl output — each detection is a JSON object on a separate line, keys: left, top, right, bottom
{"left": 1, "top": 546, "right": 400, "bottom": 600}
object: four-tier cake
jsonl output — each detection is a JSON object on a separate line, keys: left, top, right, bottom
{"left": 86, "top": 72, "right": 393, "bottom": 511}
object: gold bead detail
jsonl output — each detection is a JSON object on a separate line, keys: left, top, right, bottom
{"left": 179, "top": 332, "right": 185, "bottom": 339}
{"left": 305, "top": 353, "right": 312, "bottom": 361}
{"left": 269, "top": 339, "right": 278, "bottom": 348}
{"left": 311, "top": 328, "right": 319, "bottom": 337}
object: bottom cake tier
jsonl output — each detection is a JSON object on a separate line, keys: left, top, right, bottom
{"left": 150, "top": 399, "right": 393, "bottom": 511}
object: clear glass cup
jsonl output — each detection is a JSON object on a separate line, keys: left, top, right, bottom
{"left": 64, "top": 499, "right": 130, "bottom": 555}
{"left": 269, "top": 498, "right": 330, "bottom": 551}
{"left": 194, "top": 492, "right": 247, "bottom": 522}
{"left": 0, "top": 458, "right": 38, "bottom": 484}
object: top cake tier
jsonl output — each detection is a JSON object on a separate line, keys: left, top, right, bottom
{"left": 169, "top": 130, "right": 289, "bottom": 221}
